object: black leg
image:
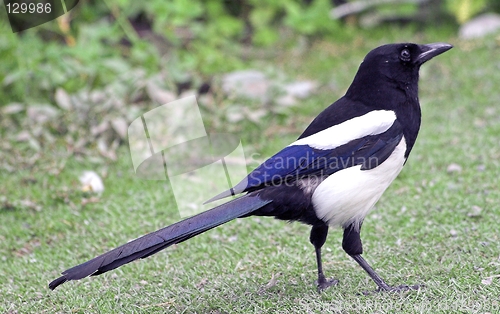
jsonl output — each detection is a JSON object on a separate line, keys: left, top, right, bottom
{"left": 342, "top": 223, "right": 420, "bottom": 293}
{"left": 350, "top": 254, "right": 391, "bottom": 291}
{"left": 310, "top": 224, "right": 338, "bottom": 291}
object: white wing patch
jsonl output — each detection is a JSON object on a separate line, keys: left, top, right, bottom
{"left": 290, "top": 110, "right": 397, "bottom": 150}
{"left": 311, "top": 137, "right": 407, "bottom": 230}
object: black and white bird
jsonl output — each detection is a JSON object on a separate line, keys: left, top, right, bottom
{"left": 49, "top": 42, "right": 452, "bottom": 292}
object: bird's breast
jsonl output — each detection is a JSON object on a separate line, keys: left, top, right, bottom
{"left": 311, "top": 136, "right": 407, "bottom": 230}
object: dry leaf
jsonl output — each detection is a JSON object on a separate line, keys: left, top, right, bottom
{"left": 55, "top": 88, "right": 72, "bottom": 110}
{"left": 482, "top": 274, "right": 500, "bottom": 285}
{"left": 79, "top": 171, "right": 105, "bottom": 194}
{"left": 283, "top": 80, "right": 318, "bottom": 99}
{"left": 16, "top": 130, "right": 31, "bottom": 142}
{"left": 81, "top": 197, "right": 100, "bottom": 206}
{"left": 111, "top": 117, "right": 128, "bottom": 139}
{"left": 196, "top": 278, "right": 209, "bottom": 289}
{"left": 468, "top": 205, "right": 482, "bottom": 217}
{"left": 27, "top": 105, "right": 59, "bottom": 124}
{"left": 261, "top": 272, "right": 281, "bottom": 292}
{"left": 91, "top": 121, "right": 110, "bottom": 137}
{"left": 146, "top": 81, "right": 176, "bottom": 104}
{"left": 447, "top": 163, "right": 462, "bottom": 173}
{"left": 3, "top": 103, "right": 25, "bottom": 114}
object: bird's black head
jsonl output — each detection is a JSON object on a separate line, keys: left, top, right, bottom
{"left": 346, "top": 42, "right": 453, "bottom": 107}
{"left": 364, "top": 42, "right": 453, "bottom": 68}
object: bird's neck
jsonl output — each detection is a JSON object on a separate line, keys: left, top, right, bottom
{"left": 345, "top": 75, "right": 422, "bottom": 158}
{"left": 396, "top": 94, "right": 421, "bottom": 158}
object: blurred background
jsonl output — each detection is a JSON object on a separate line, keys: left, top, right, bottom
{"left": 1, "top": 0, "right": 500, "bottom": 312}
{"left": 1, "top": 0, "right": 499, "bottom": 167}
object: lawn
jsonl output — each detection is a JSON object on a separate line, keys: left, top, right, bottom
{"left": 1, "top": 27, "right": 500, "bottom": 313}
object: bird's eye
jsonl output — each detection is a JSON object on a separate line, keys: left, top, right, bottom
{"left": 400, "top": 49, "right": 411, "bottom": 62}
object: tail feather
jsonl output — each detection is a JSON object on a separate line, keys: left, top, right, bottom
{"left": 49, "top": 194, "right": 271, "bottom": 290}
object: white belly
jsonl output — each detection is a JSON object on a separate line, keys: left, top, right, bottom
{"left": 311, "top": 137, "right": 407, "bottom": 230}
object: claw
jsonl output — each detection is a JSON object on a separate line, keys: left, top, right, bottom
{"left": 316, "top": 277, "right": 339, "bottom": 292}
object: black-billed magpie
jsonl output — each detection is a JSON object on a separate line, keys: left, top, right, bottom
{"left": 49, "top": 42, "right": 452, "bottom": 292}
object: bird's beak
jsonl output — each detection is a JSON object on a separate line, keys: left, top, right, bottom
{"left": 415, "top": 43, "right": 453, "bottom": 65}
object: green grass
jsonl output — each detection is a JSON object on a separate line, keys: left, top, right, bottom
{"left": 2, "top": 28, "right": 500, "bottom": 313}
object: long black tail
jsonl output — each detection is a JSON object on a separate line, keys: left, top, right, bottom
{"left": 49, "top": 194, "right": 271, "bottom": 290}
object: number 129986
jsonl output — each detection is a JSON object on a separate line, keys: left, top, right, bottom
{"left": 6, "top": 1, "right": 52, "bottom": 14}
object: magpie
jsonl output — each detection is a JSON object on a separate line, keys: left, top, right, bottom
{"left": 49, "top": 42, "right": 452, "bottom": 292}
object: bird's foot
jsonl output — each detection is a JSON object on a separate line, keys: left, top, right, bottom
{"left": 315, "top": 277, "right": 339, "bottom": 292}
{"left": 361, "top": 284, "right": 422, "bottom": 295}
